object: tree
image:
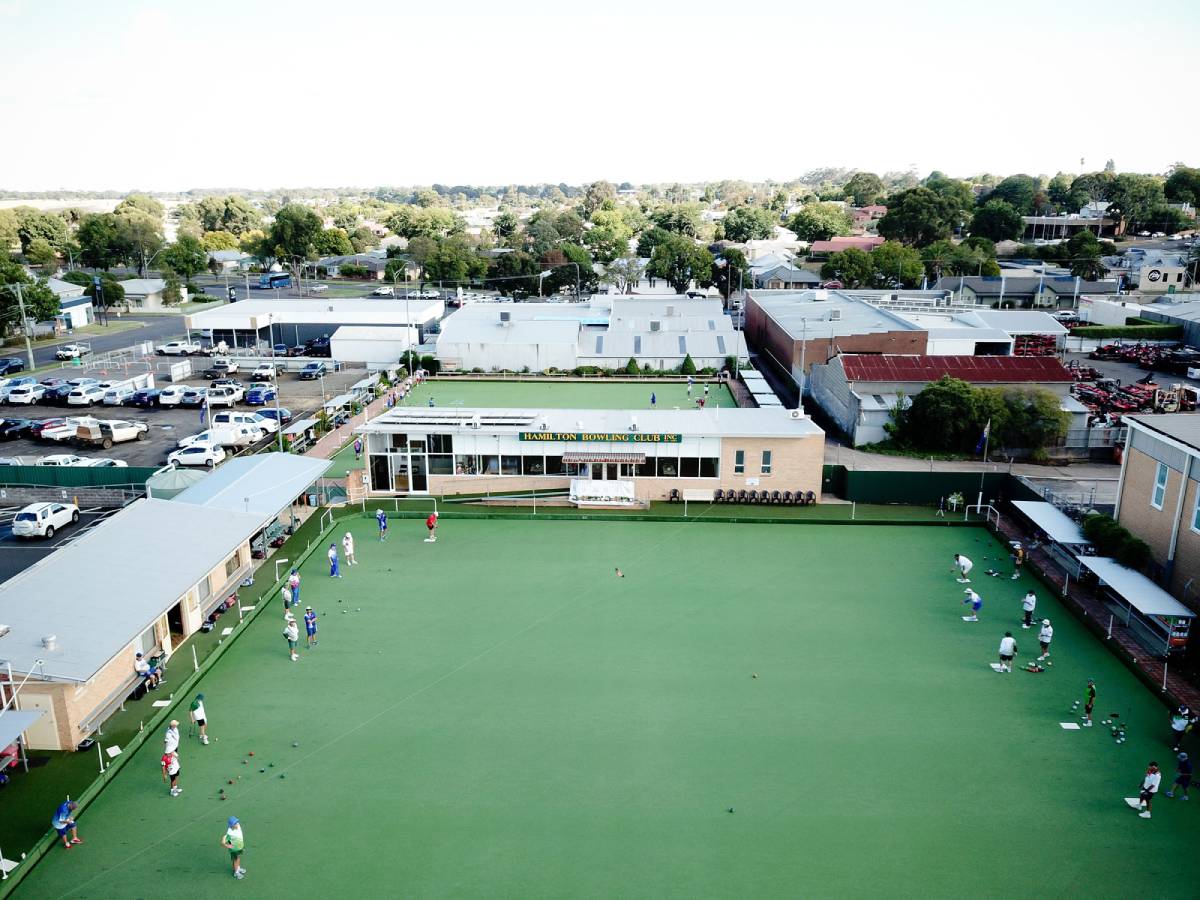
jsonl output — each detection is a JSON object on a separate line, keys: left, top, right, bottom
{"left": 542, "top": 243, "right": 597, "bottom": 295}
{"left": 115, "top": 210, "right": 164, "bottom": 274}
{"left": 493, "top": 211, "right": 520, "bottom": 243}
{"left": 349, "top": 226, "right": 377, "bottom": 253}
{"left": 485, "top": 250, "right": 541, "bottom": 296}
{"left": 647, "top": 234, "right": 713, "bottom": 294}
{"left": 25, "top": 237, "right": 58, "bottom": 269}
{"left": 986, "top": 175, "right": 1038, "bottom": 215}
{"left": 0, "top": 209, "right": 19, "bottom": 252}
{"left": 583, "top": 208, "right": 634, "bottom": 263}
{"left": 385, "top": 206, "right": 464, "bottom": 240}
{"left": 162, "top": 273, "right": 183, "bottom": 306}
{"left": 312, "top": 228, "right": 354, "bottom": 257}
{"left": 787, "top": 203, "right": 854, "bottom": 242}
{"left": 636, "top": 226, "right": 673, "bottom": 258}
{"left": 970, "top": 199, "right": 1024, "bottom": 242}
{"left": 195, "top": 195, "right": 262, "bottom": 235}
{"left": 201, "top": 231, "right": 239, "bottom": 251}
{"left": 423, "top": 236, "right": 487, "bottom": 283}
{"left": 711, "top": 248, "right": 749, "bottom": 299}
{"left": 680, "top": 353, "right": 697, "bottom": 376}
{"left": 842, "top": 172, "right": 885, "bottom": 206}
{"left": 722, "top": 206, "right": 776, "bottom": 242}
{"left": 13, "top": 207, "right": 70, "bottom": 253}
{"left": 0, "top": 258, "right": 60, "bottom": 325}
{"left": 554, "top": 210, "right": 585, "bottom": 243}
{"left": 923, "top": 175, "right": 975, "bottom": 220}
{"left": 921, "top": 240, "right": 999, "bottom": 279}
{"left": 876, "top": 188, "right": 956, "bottom": 246}
{"left": 649, "top": 204, "right": 702, "bottom": 237}
{"left": 819, "top": 248, "right": 874, "bottom": 287}
{"left": 405, "top": 235, "right": 437, "bottom": 279}
{"left": 161, "top": 234, "right": 209, "bottom": 282}
{"left": 582, "top": 180, "right": 617, "bottom": 216}
{"left": 1165, "top": 166, "right": 1200, "bottom": 207}
{"left": 1106, "top": 173, "right": 1166, "bottom": 232}
{"left": 869, "top": 241, "right": 924, "bottom": 288}
{"left": 115, "top": 194, "right": 165, "bottom": 220}
{"left": 602, "top": 256, "right": 647, "bottom": 294}
{"left": 1046, "top": 173, "right": 1075, "bottom": 210}
{"left": 267, "top": 204, "right": 323, "bottom": 261}
{"left": 891, "top": 376, "right": 981, "bottom": 452}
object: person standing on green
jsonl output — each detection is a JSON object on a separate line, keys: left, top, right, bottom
{"left": 189, "top": 693, "right": 209, "bottom": 745}
{"left": 1083, "top": 679, "right": 1096, "bottom": 727}
{"left": 222, "top": 816, "right": 245, "bottom": 879}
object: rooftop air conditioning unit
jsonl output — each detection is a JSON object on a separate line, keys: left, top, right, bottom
{"left": 499, "top": 311, "right": 511, "bottom": 325}
{"left": 43, "top": 634, "right": 57, "bottom": 651}
{"left": 650, "top": 321, "right": 661, "bottom": 332}
{"left": 829, "top": 309, "right": 842, "bottom": 321}
{"left": 666, "top": 306, "right": 675, "bottom": 317}
{"left": 471, "top": 415, "right": 481, "bottom": 430}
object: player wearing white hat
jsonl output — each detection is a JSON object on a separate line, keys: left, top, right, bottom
{"left": 1037, "top": 619, "right": 1053, "bottom": 662}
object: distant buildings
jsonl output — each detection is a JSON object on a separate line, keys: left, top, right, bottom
{"left": 935, "top": 275, "right": 1120, "bottom": 309}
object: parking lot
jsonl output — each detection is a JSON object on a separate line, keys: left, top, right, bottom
{"left": 0, "top": 364, "right": 367, "bottom": 468}
{"left": 0, "top": 506, "right": 119, "bottom": 582}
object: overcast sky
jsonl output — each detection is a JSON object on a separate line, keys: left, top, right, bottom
{"left": 2, "top": 0, "right": 1198, "bottom": 192}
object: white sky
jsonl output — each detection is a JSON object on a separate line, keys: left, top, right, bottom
{"left": 2, "top": 0, "right": 1198, "bottom": 192}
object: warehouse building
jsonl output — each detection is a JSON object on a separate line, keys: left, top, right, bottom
{"left": 435, "top": 296, "right": 747, "bottom": 373}
{"left": 355, "top": 405, "right": 824, "bottom": 503}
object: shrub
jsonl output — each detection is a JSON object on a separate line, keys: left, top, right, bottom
{"left": 1081, "top": 513, "right": 1153, "bottom": 571}
{"left": 1072, "top": 324, "right": 1182, "bottom": 340}
{"left": 625, "top": 357, "right": 640, "bottom": 375}
{"left": 680, "top": 353, "right": 697, "bottom": 376}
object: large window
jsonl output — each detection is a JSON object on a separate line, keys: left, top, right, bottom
{"left": 428, "top": 434, "right": 454, "bottom": 453}
{"left": 657, "top": 457, "right": 678, "bottom": 477}
{"left": 635, "top": 458, "right": 655, "bottom": 477}
{"left": 224, "top": 552, "right": 240, "bottom": 579}
{"left": 522, "top": 455, "right": 545, "bottom": 475}
{"left": 700, "top": 457, "right": 719, "bottom": 478}
{"left": 455, "top": 455, "right": 478, "bottom": 475}
{"left": 1152, "top": 462, "right": 1169, "bottom": 509}
{"left": 734, "top": 450, "right": 745, "bottom": 474}
{"left": 389, "top": 433, "right": 408, "bottom": 449}
{"left": 501, "top": 455, "right": 521, "bottom": 475}
{"left": 762, "top": 450, "right": 773, "bottom": 475}
{"left": 680, "top": 457, "right": 699, "bottom": 477}
{"left": 545, "top": 456, "right": 564, "bottom": 475}
{"left": 428, "top": 455, "right": 454, "bottom": 475}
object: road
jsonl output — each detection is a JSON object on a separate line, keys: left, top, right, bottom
{"left": 32, "top": 315, "right": 188, "bottom": 368}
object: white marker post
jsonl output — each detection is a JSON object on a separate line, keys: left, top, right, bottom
{"left": 192, "top": 645, "right": 199, "bottom": 672}
{"left": 97, "top": 741, "right": 105, "bottom": 774}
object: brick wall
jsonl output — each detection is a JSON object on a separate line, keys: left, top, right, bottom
{"left": 0, "top": 486, "right": 132, "bottom": 506}
{"left": 1118, "top": 448, "right": 1182, "bottom": 569}
{"left": 1171, "top": 476, "right": 1200, "bottom": 602}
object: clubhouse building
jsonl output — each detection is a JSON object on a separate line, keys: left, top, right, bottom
{"left": 355, "top": 406, "right": 825, "bottom": 503}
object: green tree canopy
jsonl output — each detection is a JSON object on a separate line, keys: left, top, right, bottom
{"left": 819, "top": 247, "right": 874, "bottom": 287}
{"left": 268, "top": 204, "right": 324, "bottom": 261}
{"left": 385, "top": 206, "right": 464, "bottom": 240}
{"left": 711, "top": 248, "right": 749, "bottom": 299}
{"left": 646, "top": 234, "right": 713, "bottom": 293}
{"left": 24, "top": 237, "right": 58, "bottom": 269}
{"left": 877, "top": 188, "right": 958, "bottom": 246}
{"left": 312, "top": 227, "right": 354, "bottom": 257}
{"left": 722, "top": 206, "right": 776, "bottom": 242}
{"left": 787, "top": 202, "right": 854, "bottom": 242}
{"left": 0, "top": 258, "right": 60, "bottom": 324}
{"left": 986, "top": 175, "right": 1039, "bottom": 215}
{"left": 969, "top": 199, "right": 1024, "bottom": 242}
{"left": 423, "top": 236, "right": 487, "bottom": 283}
{"left": 201, "top": 231, "right": 239, "bottom": 251}
{"left": 1165, "top": 166, "right": 1200, "bottom": 207}
{"left": 349, "top": 226, "right": 377, "bottom": 253}
{"left": 636, "top": 226, "right": 673, "bottom": 258}
{"left": 649, "top": 204, "right": 702, "bottom": 237}
{"left": 194, "top": 195, "right": 262, "bottom": 235}
{"left": 115, "top": 194, "right": 165, "bottom": 220}
{"left": 842, "top": 172, "right": 886, "bottom": 206}
{"left": 115, "top": 210, "right": 164, "bottom": 274}
{"left": 161, "top": 234, "right": 209, "bottom": 282}
{"left": 870, "top": 241, "right": 925, "bottom": 288}
{"left": 13, "top": 207, "right": 70, "bottom": 253}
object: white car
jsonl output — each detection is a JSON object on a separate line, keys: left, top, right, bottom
{"left": 55, "top": 343, "right": 90, "bottom": 361}
{"left": 168, "top": 444, "right": 227, "bottom": 468}
{"left": 156, "top": 340, "right": 203, "bottom": 356}
{"left": 81, "top": 458, "right": 129, "bottom": 467}
{"left": 212, "top": 410, "right": 277, "bottom": 435}
{"left": 11, "top": 501, "right": 79, "bottom": 538}
{"left": 158, "top": 385, "right": 192, "bottom": 407}
{"left": 251, "top": 364, "right": 278, "bottom": 379}
{"left": 309, "top": 284, "right": 328, "bottom": 293}
{"left": 371, "top": 286, "right": 395, "bottom": 297}
{"left": 6, "top": 383, "right": 47, "bottom": 405}
{"left": 103, "top": 385, "right": 136, "bottom": 405}
{"left": 38, "top": 454, "right": 88, "bottom": 467}
{"left": 67, "top": 385, "right": 107, "bottom": 406}
{"left": 177, "top": 430, "right": 221, "bottom": 449}
{"left": 205, "top": 386, "right": 242, "bottom": 408}
{"left": 96, "top": 420, "right": 149, "bottom": 443}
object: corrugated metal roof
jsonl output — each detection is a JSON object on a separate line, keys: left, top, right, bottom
{"left": 839, "top": 354, "right": 1073, "bottom": 384}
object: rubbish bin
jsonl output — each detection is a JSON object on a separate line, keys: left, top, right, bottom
{"left": 307, "top": 491, "right": 320, "bottom": 507}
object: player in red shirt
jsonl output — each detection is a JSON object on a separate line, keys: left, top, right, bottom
{"left": 424, "top": 511, "right": 438, "bottom": 543}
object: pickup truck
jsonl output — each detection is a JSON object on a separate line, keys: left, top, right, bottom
{"left": 203, "top": 359, "right": 240, "bottom": 379}
{"left": 55, "top": 343, "right": 91, "bottom": 361}
{"left": 206, "top": 385, "right": 244, "bottom": 408}
{"left": 73, "top": 419, "right": 149, "bottom": 449}
{"left": 155, "top": 340, "right": 203, "bottom": 356}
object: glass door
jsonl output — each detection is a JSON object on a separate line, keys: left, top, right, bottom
{"left": 410, "top": 455, "right": 428, "bottom": 492}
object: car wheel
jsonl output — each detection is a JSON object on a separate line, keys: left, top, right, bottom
{"left": 45, "top": 525, "right": 55, "bottom": 538}
{"left": 135, "top": 430, "right": 145, "bottom": 440}
{"left": 101, "top": 438, "right": 113, "bottom": 449}
{"left": 71, "top": 511, "right": 80, "bottom": 523}
{"left": 206, "top": 459, "right": 215, "bottom": 468}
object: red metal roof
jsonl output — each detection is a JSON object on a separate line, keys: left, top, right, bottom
{"left": 839, "top": 354, "right": 1074, "bottom": 384}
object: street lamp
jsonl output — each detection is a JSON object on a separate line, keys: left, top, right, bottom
{"left": 269, "top": 313, "right": 284, "bottom": 451}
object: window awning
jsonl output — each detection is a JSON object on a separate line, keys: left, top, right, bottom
{"left": 562, "top": 451, "right": 647, "bottom": 464}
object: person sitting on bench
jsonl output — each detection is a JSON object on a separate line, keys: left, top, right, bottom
{"left": 134, "top": 652, "right": 160, "bottom": 690}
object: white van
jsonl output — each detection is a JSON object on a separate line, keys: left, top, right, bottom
{"left": 212, "top": 411, "right": 278, "bottom": 435}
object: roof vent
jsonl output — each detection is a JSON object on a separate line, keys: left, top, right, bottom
{"left": 499, "top": 310, "right": 511, "bottom": 324}
{"left": 650, "top": 321, "right": 661, "bottom": 332}
{"left": 43, "top": 634, "right": 57, "bottom": 651}
{"left": 666, "top": 306, "right": 675, "bottom": 316}
{"left": 829, "top": 309, "right": 842, "bottom": 321}
{"left": 0, "top": 624, "right": 10, "bottom": 639}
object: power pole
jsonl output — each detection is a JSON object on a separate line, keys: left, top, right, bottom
{"left": 13, "top": 283, "right": 36, "bottom": 371}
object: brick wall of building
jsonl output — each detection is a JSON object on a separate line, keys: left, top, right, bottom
{"left": 1118, "top": 448, "right": 1185, "bottom": 570}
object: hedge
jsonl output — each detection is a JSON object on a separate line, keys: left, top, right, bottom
{"left": 1072, "top": 323, "right": 1182, "bottom": 340}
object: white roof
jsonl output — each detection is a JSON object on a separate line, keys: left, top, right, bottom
{"left": 171, "top": 453, "right": 330, "bottom": 519}
{"left": 0, "top": 499, "right": 263, "bottom": 682}
{"left": 972, "top": 310, "right": 1069, "bottom": 336}
{"left": 185, "top": 297, "right": 443, "bottom": 331}
{"left": 116, "top": 278, "right": 166, "bottom": 295}
{"left": 330, "top": 326, "right": 417, "bottom": 343}
{"left": 748, "top": 290, "right": 920, "bottom": 340}
{"left": 283, "top": 418, "right": 318, "bottom": 435}
{"left": 1011, "top": 501, "right": 1089, "bottom": 545}
{"left": 360, "top": 406, "right": 824, "bottom": 439}
{"left": 46, "top": 277, "right": 86, "bottom": 297}
{"left": 1076, "top": 557, "right": 1195, "bottom": 618}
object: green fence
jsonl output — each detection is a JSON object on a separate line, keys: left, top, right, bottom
{"left": 0, "top": 465, "right": 159, "bottom": 488}
{"left": 823, "top": 466, "right": 1040, "bottom": 506}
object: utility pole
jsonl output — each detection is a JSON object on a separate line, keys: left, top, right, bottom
{"left": 12, "top": 283, "right": 36, "bottom": 371}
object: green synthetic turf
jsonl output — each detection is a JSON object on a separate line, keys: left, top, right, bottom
{"left": 401, "top": 379, "right": 737, "bottom": 410}
{"left": 14, "top": 520, "right": 1198, "bottom": 899}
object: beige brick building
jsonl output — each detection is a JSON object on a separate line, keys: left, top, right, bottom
{"left": 1115, "top": 415, "right": 1200, "bottom": 603}
{"left": 358, "top": 407, "right": 825, "bottom": 503}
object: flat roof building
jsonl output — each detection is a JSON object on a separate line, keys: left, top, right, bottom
{"left": 356, "top": 405, "right": 824, "bottom": 504}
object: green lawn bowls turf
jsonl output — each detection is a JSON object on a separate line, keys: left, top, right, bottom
{"left": 14, "top": 521, "right": 1197, "bottom": 899}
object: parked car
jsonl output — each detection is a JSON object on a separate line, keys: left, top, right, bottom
{"left": 30, "top": 418, "right": 67, "bottom": 439}
{"left": 310, "top": 284, "right": 328, "bottom": 293}
{"left": 168, "top": 444, "right": 227, "bottom": 467}
{"left": 38, "top": 454, "right": 88, "bottom": 467}
{"left": 39, "top": 418, "right": 93, "bottom": 442}
{"left": 130, "top": 387, "right": 164, "bottom": 407}
{"left": 73, "top": 419, "right": 148, "bottom": 449}
{"left": 43, "top": 383, "right": 80, "bottom": 405}
{"left": 298, "top": 362, "right": 327, "bottom": 380}
{"left": 257, "top": 407, "right": 293, "bottom": 425}
{"left": 272, "top": 343, "right": 289, "bottom": 356}
{"left": 286, "top": 345, "right": 308, "bottom": 357}
{"left": 210, "top": 378, "right": 245, "bottom": 392}
{"left": 6, "top": 383, "right": 47, "bottom": 405}
{"left": 371, "top": 285, "right": 395, "bottom": 297}
{"left": 155, "top": 340, "right": 203, "bottom": 356}
{"left": 67, "top": 384, "right": 107, "bottom": 406}
{"left": 0, "top": 377, "right": 38, "bottom": 401}
{"left": 206, "top": 386, "right": 242, "bottom": 408}
{"left": 177, "top": 431, "right": 221, "bottom": 449}
{"left": 245, "top": 384, "right": 277, "bottom": 405}
{"left": 157, "top": 385, "right": 192, "bottom": 407}
{"left": 80, "top": 458, "right": 129, "bottom": 467}
{"left": 0, "top": 418, "right": 35, "bottom": 440}
{"left": 251, "top": 363, "right": 278, "bottom": 379}
{"left": 212, "top": 410, "right": 277, "bottom": 435}
{"left": 103, "top": 385, "right": 136, "bottom": 406}
{"left": 11, "top": 501, "right": 79, "bottom": 538}
{"left": 0, "top": 357, "right": 25, "bottom": 375}
{"left": 55, "top": 343, "right": 90, "bottom": 361}
{"left": 180, "top": 387, "right": 208, "bottom": 407}
{"left": 303, "top": 338, "right": 331, "bottom": 357}
{"left": 202, "top": 358, "right": 239, "bottom": 379}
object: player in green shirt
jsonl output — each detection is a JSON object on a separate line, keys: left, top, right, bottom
{"left": 221, "top": 816, "right": 245, "bottom": 879}
{"left": 1083, "top": 679, "right": 1096, "bottom": 727}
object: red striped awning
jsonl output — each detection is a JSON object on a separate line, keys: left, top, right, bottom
{"left": 562, "top": 451, "right": 647, "bottom": 464}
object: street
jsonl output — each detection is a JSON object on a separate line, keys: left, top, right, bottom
{"left": 30, "top": 315, "right": 188, "bottom": 368}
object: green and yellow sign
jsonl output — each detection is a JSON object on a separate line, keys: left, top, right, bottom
{"left": 519, "top": 432, "right": 682, "bottom": 444}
